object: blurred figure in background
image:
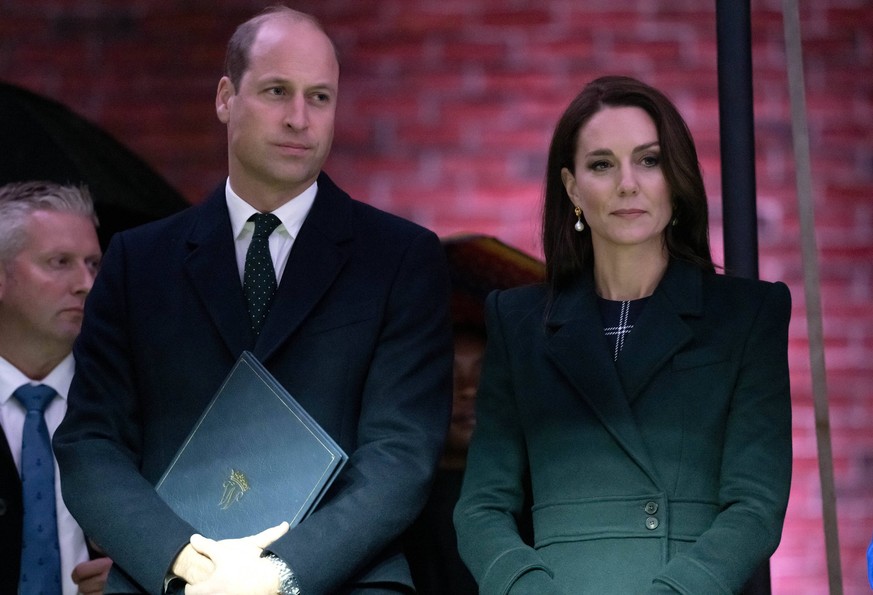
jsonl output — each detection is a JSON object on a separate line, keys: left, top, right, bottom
{"left": 405, "top": 234, "right": 544, "bottom": 595}
{"left": 0, "top": 181, "right": 111, "bottom": 595}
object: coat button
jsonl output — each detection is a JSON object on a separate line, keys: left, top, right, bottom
{"left": 646, "top": 516, "right": 659, "bottom": 530}
{"left": 644, "top": 501, "right": 658, "bottom": 514}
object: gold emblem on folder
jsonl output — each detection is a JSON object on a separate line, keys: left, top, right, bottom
{"left": 218, "top": 469, "right": 250, "bottom": 510}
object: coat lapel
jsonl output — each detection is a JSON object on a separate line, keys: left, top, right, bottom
{"left": 615, "top": 260, "right": 701, "bottom": 402}
{"left": 544, "top": 275, "right": 660, "bottom": 484}
{"left": 181, "top": 175, "right": 357, "bottom": 362}
{"left": 253, "top": 174, "right": 353, "bottom": 362}
{"left": 183, "top": 187, "right": 253, "bottom": 357}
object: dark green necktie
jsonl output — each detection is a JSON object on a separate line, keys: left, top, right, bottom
{"left": 243, "top": 213, "right": 281, "bottom": 334}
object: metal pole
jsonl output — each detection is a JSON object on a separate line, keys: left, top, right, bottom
{"left": 717, "top": 0, "right": 759, "bottom": 281}
{"left": 781, "top": 0, "right": 843, "bottom": 592}
{"left": 716, "top": 2, "right": 770, "bottom": 593}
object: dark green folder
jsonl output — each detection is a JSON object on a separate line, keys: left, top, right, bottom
{"left": 155, "top": 351, "right": 347, "bottom": 540}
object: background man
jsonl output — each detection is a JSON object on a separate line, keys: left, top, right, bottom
{"left": 0, "top": 181, "right": 111, "bottom": 595}
{"left": 55, "top": 6, "right": 452, "bottom": 594}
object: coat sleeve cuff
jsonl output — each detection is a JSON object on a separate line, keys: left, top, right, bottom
{"left": 480, "top": 546, "right": 555, "bottom": 595}
{"left": 651, "top": 557, "right": 733, "bottom": 595}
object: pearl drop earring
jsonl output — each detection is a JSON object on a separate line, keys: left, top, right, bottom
{"left": 574, "top": 206, "right": 585, "bottom": 232}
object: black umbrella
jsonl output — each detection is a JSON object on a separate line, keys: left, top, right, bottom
{"left": 0, "top": 81, "right": 189, "bottom": 248}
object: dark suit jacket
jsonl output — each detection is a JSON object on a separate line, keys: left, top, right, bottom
{"left": 454, "top": 260, "right": 792, "bottom": 594}
{"left": 0, "top": 426, "right": 23, "bottom": 593}
{"left": 403, "top": 468, "right": 477, "bottom": 595}
{"left": 54, "top": 173, "right": 453, "bottom": 594}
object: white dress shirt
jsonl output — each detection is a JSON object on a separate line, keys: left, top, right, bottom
{"left": 225, "top": 178, "right": 318, "bottom": 284}
{"left": 0, "top": 353, "right": 90, "bottom": 595}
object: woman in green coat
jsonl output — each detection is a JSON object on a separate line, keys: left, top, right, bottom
{"left": 453, "top": 76, "right": 792, "bottom": 594}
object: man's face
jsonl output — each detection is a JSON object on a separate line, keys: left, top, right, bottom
{"left": 0, "top": 210, "right": 101, "bottom": 354}
{"left": 216, "top": 16, "right": 339, "bottom": 203}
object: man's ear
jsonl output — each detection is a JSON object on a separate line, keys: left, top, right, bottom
{"left": 215, "top": 76, "right": 235, "bottom": 124}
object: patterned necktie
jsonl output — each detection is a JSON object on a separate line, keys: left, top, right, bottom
{"left": 243, "top": 213, "right": 282, "bottom": 334}
{"left": 13, "top": 383, "right": 62, "bottom": 595}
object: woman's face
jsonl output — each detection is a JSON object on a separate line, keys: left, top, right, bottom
{"left": 561, "top": 106, "right": 672, "bottom": 257}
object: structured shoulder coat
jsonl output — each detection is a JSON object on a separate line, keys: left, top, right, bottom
{"left": 454, "top": 259, "right": 792, "bottom": 594}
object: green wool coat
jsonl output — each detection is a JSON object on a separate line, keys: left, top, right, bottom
{"left": 454, "top": 259, "right": 792, "bottom": 594}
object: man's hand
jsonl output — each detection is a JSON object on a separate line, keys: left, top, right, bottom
{"left": 172, "top": 542, "right": 216, "bottom": 585}
{"left": 71, "top": 557, "right": 113, "bottom": 595}
{"left": 184, "top": 522, "right": 290, "bottom": 595}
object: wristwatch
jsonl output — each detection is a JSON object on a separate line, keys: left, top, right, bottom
{"left": 263, "top": 553, "right": 301, "bottom": 595}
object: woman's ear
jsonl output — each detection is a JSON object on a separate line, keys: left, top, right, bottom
{"left": 561, "top": 167, "right": 580, "bottom": 207}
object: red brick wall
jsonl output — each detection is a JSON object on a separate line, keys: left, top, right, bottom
{"left": 2, "top": 1, "right": 871, "bottom": 592}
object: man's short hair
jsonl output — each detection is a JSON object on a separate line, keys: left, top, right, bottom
{"left": 0, "top": 180, "right": 98, "bottom": 264}
{"left": 224, "top": 5, "right": 337, "bottom": 90}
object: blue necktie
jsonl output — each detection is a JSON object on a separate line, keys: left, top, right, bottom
{"left": 243, "top": 213, "right": 282, "bottom": 334}
{"left": 13, "top": 384, "right": 62, "bottom": 595}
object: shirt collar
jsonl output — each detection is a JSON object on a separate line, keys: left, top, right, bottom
{"left": 0, "top": 352, "right": 74, "bottom": 405}
{"left": 225, "top": 178, "right": 318, "bottom": 241}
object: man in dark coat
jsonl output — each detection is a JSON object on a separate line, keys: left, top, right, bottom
{"left": 54, "top": 7, "right": 452, "bottom": 594}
